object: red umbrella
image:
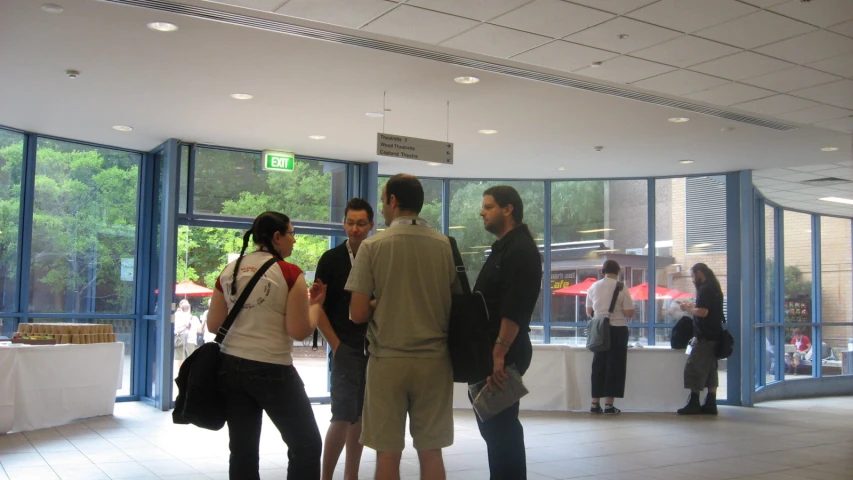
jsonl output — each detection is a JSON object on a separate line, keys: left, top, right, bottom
{"left": 628, "top": 283, "right": 685, "bottom": 301}
{"left": 156, "top": 280, "right": 213, "bottom": 297}
{"left": 553, "top": 277, "right": 598, "bottom": 296}
{"left": 666, "top": 288, "right": 694, "bottom": 300}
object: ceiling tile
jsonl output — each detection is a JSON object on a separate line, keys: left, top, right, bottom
{"left": 690, "top": 52, "right": 794, "bottom": 81}
{"left": 755, "top": 167, "right": 800, "bottom": 179}
{"left": 739, "top": 0, "right": 789, "bottom": 7}
{"left": 626, "top": 0, "right": 757, "bottom": 33}
{"left": 792, "top": 79, "right": 853, "bottom": 109}
{"left": 685, "top": 82, "right": 775, "bottom": 106}
{"left": 407, "top": 0, "right": 533, "bottom": 22}
{"left": 631, "top": 69, "right": 729, "bottom": 95}
{"left": 810, "top": 167, "right": 853, "bottom": 180}
{"left": 440, "top": 24, "right": 549, "bottom": 58}
{"left": 836, "top": 161, "right": 853, "bottom": 167}
{"left": 770, "top": 0, "right": 853, "bottom": 28}
{"left": 808, "top": 53, "right": 853, "bottom": 78}
{"left": 565, "top": 0, "right": 658, "bottom": 15}
{"left": 564, "top": 17, "right": 681, "bottom": 54}
{"left": 777, "top": 104, "right": 853, "bottom": 124}
{"left": 741, "top": 66, "right": 841, "bottom": 92}
{"left": 831, "top": 20, "right": 853, "bottom": 39}
{"left": 631, "top": 35, "right": 740, "bottom": 68}
{"left": 573, "top": 56, "right": 676, "bottom": 83}
{"left": 218, "top": 0, "right": 293, "bottom": 11}
{"left": 774, "top": 172, "right": 825, "bottom": 182}
{"left": 814, "top": 116, "right": 853, "bottom": 133}
{"left": 362, "top": 5, "right": 479, "bottom": 44}
{"left": 491, "top": 0, "right": 615, "bottom": 38}
{"left": 694, "top": 11, "right": 816, "bottom": 49}
{"left": 755, "top": 31, "right": 853, "bottom": 64}
{"left": 753, "top": 177, "right": 790, "bottom": 187}
{"left": 276, "top": 0, "right": 394, "bottom": 28}
{"left": 733, "top": 95, "right": 819, "bottom": 116}
{"left": 511, "top": 40, "right": 620, "bottom": 72}
{"left": 788, "top": 163, "right": 840, "bottom": 173}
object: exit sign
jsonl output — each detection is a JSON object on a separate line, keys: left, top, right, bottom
{"left": 263, "top": 151, "right": 295, "bottom": 172}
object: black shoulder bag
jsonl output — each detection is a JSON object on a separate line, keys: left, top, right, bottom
{"left": 447, "top": 237, "right": 492, "bottom": 383}
{"left": 716, "top": 311, "right": 734, "bottom": 359}
{"left": 173, "top": 257, "right": 277, "bottom": 430}
{"left": 586, "top": 282, "right": 623, "bottom": 353}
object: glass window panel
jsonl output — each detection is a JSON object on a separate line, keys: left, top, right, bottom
{"left": 1, "top": 317, "right": 16, "bottom": 337}
{"left": 0, "top": 129, "right": 24, "bottom": 312}
{"left": 178, "top": 144, "right": 189, "bottom": 215}
{"left": 29, "top": 318, "right": 133, "bottom": 395}
{"left": 825, "top": 324, "right": 853, "bottom": 377}
{"left": 530, "top": 325, "right": 544, "bottom": 345}
{"left": 549, "top": 325, "right": 587, "bottom": 346}
{"left": 819, "top": 216, "right": 852, "bottom": 377}
{"left": 377, "top": 176, "right": 444, "bottom": 230}
{"left": 30, "top": 138, "right": 140, "bottom": 314}
{"left": 765, "top": 205, "right": 776, "bottom": 324}
{"left": 759, "top": 326, "right": 784, "bottom": 385}
{"left": 449, "top": 180, "right": 545, "bottom": 324}
{"left": 192, "top": 147, "right": 347, "bottom": 223}
{"left": 782, "top": 211, "right": 813, "bottom": 342}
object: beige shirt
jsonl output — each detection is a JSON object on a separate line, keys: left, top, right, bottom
{"left": 345, "top": 216, "right": 456, "bottom": 358}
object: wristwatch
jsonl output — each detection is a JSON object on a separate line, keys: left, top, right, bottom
{"left": 495, "top": 337, "right": 512, "bottom": 348}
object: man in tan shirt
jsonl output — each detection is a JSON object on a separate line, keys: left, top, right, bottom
{"left": 346, "top": 174, "right": 457, "bottom": 480}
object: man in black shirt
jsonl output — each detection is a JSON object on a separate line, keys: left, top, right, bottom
{"left": 472, "top": 186, "right": 542, "bottom": 479}
{"left": 678, "top": 263, "right": 725, "bottom": 415}
{"left": 314, "top": 198, "right": 373, "bottom": 480}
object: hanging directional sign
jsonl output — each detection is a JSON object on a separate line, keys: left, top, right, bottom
{"left": 376, "top": 133, "right": 454, "bottom": 164}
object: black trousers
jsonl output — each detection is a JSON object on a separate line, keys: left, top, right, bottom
{"left": 591, "top": 326, "right": 630, "bottom": 399}
{"left": 470, "top": 394, "right": 526, "bottom": 480}
{"left": 218, "top": 354, "right": 322, "bottom": 480}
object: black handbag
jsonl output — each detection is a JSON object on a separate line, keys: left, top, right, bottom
{"left": 173, "top": 257, "right": 277, "bottom": 430}
{"left": 716, "top": 313, "right": 734, "bottom": 359}
{"left": 447, "top": 237, "right": 492, "bottom": 383}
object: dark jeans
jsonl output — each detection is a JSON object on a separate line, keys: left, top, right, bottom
{"left": 591, "top": 326, "right": 629, "bottom": 399}
{"left": 218, "top": 353, "right": 321, "bottom": 480}
{"left": 469, "top": 394, "right": 526, "bottom": 479}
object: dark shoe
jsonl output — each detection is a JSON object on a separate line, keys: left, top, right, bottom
{"left": 590, "top": 403, "right": 602, "bottom": 414}
{"left": 603, "top": 405, "right": 621, "bottom": 415}
{"left": 701, "top": 393, "right": 718, "bottom": 415}
{"left": 677, "top": 392, "right": 702, "bottom": 415}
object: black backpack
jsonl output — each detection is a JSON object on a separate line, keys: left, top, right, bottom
{"left": 670, "top": 315, "right": 694, "bottom": 350}
{"left": 447, "top": 237, "right": 492, "bottom": 383}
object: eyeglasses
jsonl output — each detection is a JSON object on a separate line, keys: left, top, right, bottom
{"left": 345, "top": 221, "right": 371, "bottom": 228}
{"left": 285, "top": 230, "right": 296, "bottom": 238}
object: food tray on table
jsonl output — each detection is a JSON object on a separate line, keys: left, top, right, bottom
{"left": 11, "top": 335, "right": 58, "bottom": 345}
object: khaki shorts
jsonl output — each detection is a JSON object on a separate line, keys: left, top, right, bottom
{"left": 684, "top": 339, "right": 718, "bottom": 391}
{"left": 360, "top": 355, "right": 453, "bottom": 452}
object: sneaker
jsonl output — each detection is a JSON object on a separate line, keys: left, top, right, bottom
{"left": 603, "top": 405, "right": 621, "bottom": 415}
{"left": 590, "top": 403, "right": 602, "bottom": 414}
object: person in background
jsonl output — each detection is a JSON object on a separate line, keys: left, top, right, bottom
{"left": 207, "top": 211, "right": 323, "bottom": 479}
{"left": 586, "top": 260, "right": 635, "bottom": 415}
{"left": 314, "top": 198, "right": 374, "bottom": 480}
{"left": 472, "top": 185, "right": 543, "bottom": 479}
{"left": 200, "top": 297, "right": 215, "bottom": 344}
{"left": 173, "top": 299, "right": 193, "bottom": 371}
{"left": 786, "top": 328, "right": 812, "bottom": 374}
{"left": 678, "top": 263, "right": 725, "bottom": 415}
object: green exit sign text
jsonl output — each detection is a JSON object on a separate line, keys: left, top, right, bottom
{"left": 263, "top": 151, "right": 295, "bottom": 172}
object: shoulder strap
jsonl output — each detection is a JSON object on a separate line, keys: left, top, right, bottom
{"left": 608, "top": 282, "right": 624, "bottom": 315}
{"left": 447, "top": 236, "right": 471, "bottom": 295}
{"left": 215, "top": 257, "right": 278, "bottom": 343}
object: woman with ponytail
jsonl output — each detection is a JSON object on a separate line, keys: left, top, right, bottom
{"left": 206, "top": 211, "right": 323, "bottom": 479}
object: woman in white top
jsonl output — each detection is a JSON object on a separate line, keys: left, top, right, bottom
{"left": 585, "top": 260, "right": 635, "bottom": 415}
{"left": 207, "top": 211, "right": 325, "bottom": 480}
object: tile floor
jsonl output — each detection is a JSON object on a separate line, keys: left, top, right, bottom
{"left": 1, "top": 397, "right": 852, "bottom": 479}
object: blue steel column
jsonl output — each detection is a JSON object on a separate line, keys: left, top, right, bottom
{"left": 774, "top": 207, "right": 785, "bottom": 381}
{"left": 441, "top": 179, "right": 450, "bottom": 235}
{"left": 156, "top": 139, "right": 181, "bottom": 411}
{"left": 17, "top": 134, "right": 37, "bottom": 326}
{"left": 364, "top": 162, "right": 379, "bottom": 222}
{"left": 755, "top": 196, "right": 766, "bottom": 387}
{"left": 726, "top": 170, "right": 752, "bottom": 406}
{"left": 811, "top": 215, "right": 821, "bottom": 378}
{"left": 647, "top": 179, "right": 656, "bottom": 345}
{"left": 543, "top": 181, "right": 552, "bottom": 344}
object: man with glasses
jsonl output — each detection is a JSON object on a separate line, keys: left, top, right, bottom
{"left": 313, "top": 198, "right": 374, "bottom": 480}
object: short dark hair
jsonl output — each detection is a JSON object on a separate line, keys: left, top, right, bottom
{"left": 602, "top": 260, "right": 621, "bottom": 275}
{"left": 344, "top": 198, "right": 374, "bottom": 223}
{"left": 385, "top": 174, "right": 424, "bottom": 214}
{"left": 483, "top": 185, "right": 524, "bottom": 225}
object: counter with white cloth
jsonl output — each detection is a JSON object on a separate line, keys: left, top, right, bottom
{"left": 453, "top": 344, "right": 687, "bottom": 412}
{"left": 0, "top": 342, "right": 124, "bottom": 433}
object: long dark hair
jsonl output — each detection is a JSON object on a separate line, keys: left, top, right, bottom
{"left": 690, "top": 263, "right": 722, "bottom": 295}
{"left": 230, "top": 211, "right": 291, "bottom": 295}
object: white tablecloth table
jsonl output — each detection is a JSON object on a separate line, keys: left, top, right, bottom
{"left": 0, "top": 342, "right": 124, "bottom": 433}
{"left": 453, "top": 344, "right": 687, "bottom": 412}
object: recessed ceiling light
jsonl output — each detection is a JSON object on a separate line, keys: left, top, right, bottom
{"left": 820, "top": 196, "right": 853, "bottom": 205}
{"left": 556, "top": 167, "right": 566, "bottom": 171}
{"left": 365, "top": 112, "right": 384, "bottom": 118}
{"left": 590, "top": 62, "right": 602, "bottom": 68}
{"left": 679, "top": 159, "right": 695, "bottom": 165}
{"left": 112, "top": 125, "right": 133, "bottom": 132}
{"left": 230, "top": 93, "right": 253, "bottom": 100}
{"left": 147, "top": 22, "right": 178, "bottom": 32}
{"left": 454, "top": 76, "right": 480, "bottom": 84}
{"left": 308, "top": 135, "right": 326, "bottom": 140}
{"left": 478, "top": 129, "right": 498, "bottom": 135}
{"left": 41, "top": 4, "right": 64, "bottom": 13}
{"left": 821, "top": 147, "right": 839, "bottom": 152}
{"left": 668, "top": 117, "right": 690, "bottom": 123}
{"left": 427, "top": 162, "right": 441, "bottom": 166}
{"left": 617, "top": 34, "right": 629, "bottom": 40}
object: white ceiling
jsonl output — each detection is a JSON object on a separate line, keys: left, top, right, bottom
{"left": 0, "top": 0, "right": 851, "bottom": 218}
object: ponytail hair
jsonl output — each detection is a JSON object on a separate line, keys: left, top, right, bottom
{"left": 230, "top": 211, "right": 291, "bottom": 295}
